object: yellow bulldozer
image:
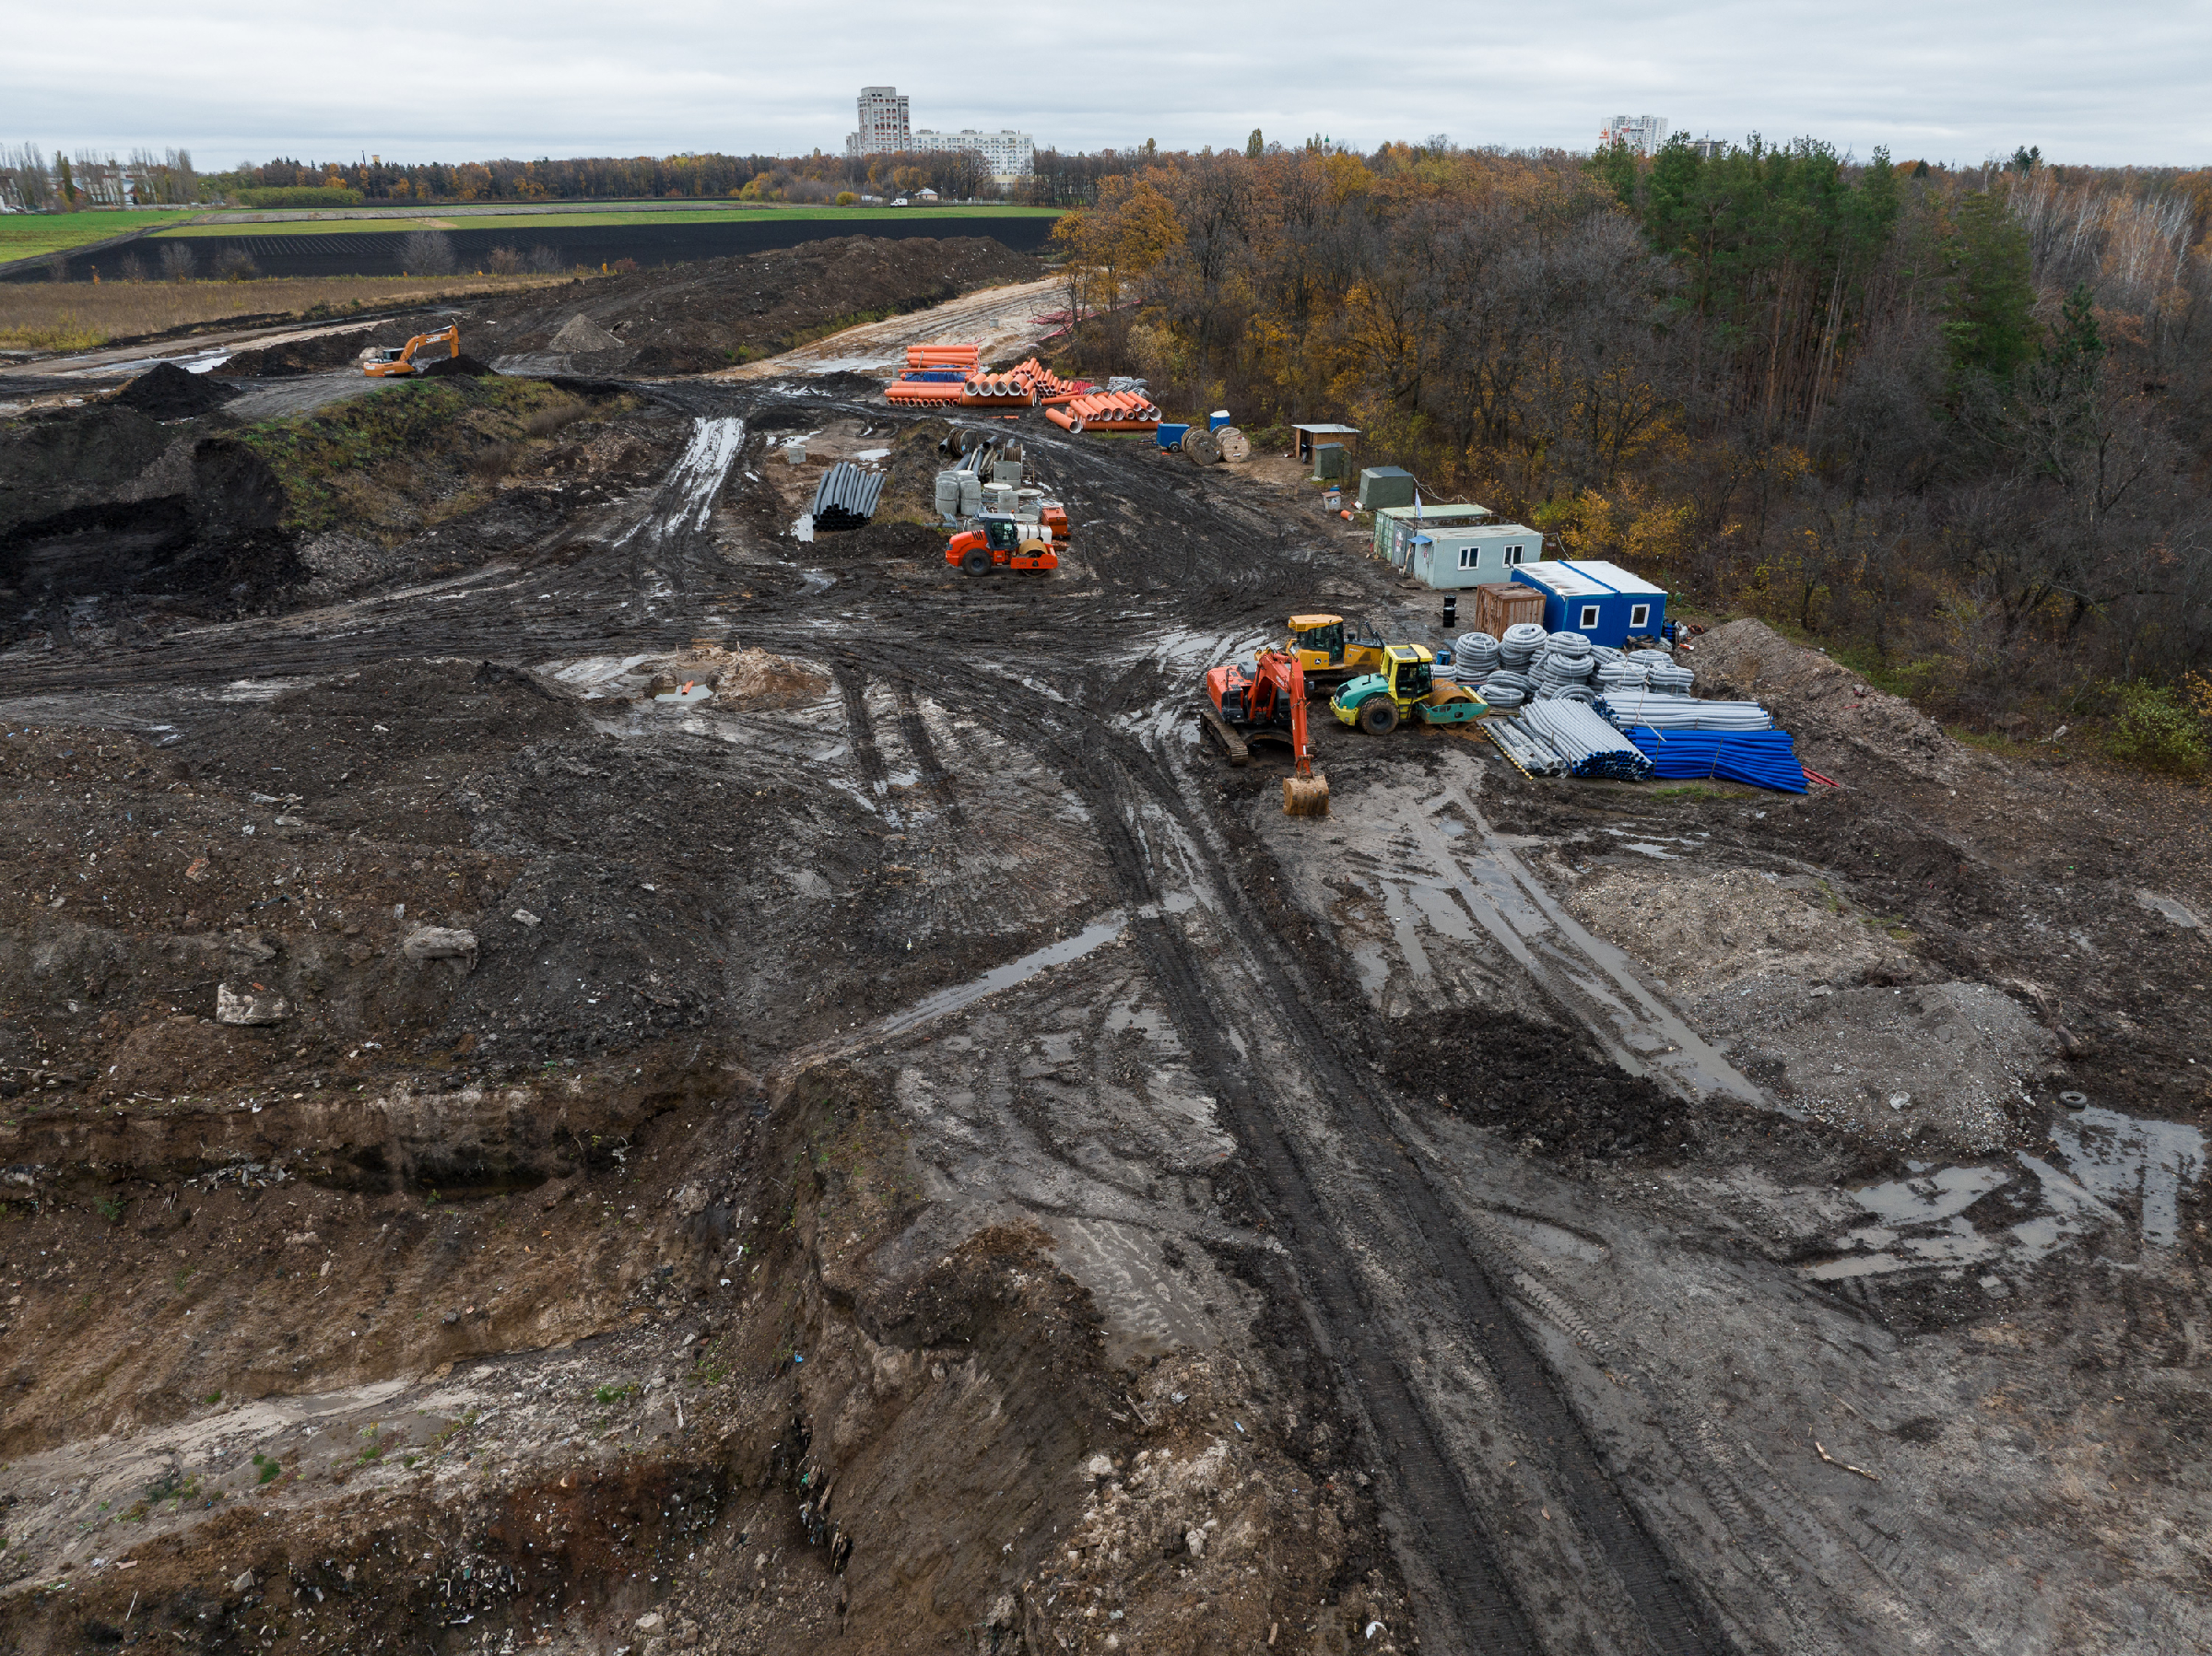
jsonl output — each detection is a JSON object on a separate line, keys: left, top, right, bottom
{"left": 1283, "top": 614, "right": 1387, "bottom": 695}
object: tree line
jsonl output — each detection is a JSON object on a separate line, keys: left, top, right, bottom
{"left": 1047, "top": 136, "right": 2212, "bottom": 747}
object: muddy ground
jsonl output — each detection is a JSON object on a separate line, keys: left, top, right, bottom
{"left": 0, "top": 335, "right": 2204, "bottom": 1656}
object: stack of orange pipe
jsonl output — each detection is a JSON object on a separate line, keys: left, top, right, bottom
{"left": 1043, "top": 390, "right": 1159, "bottom": 434}
{"left": 906, "top": 344, "right": 981, "bottom": 370}
{"left": 884, "top": 369, "right": 969, "bottom": 405}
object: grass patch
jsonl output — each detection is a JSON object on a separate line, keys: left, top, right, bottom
{"left": 233, "top": 375, "right": 617, "bottom": 541}
{"left": 159, "top": 203, "right": 1060, "bottom": 237}
{"left": 0, "top": 209, "right": 200, "bottom": 264}
{"left": 0, "top": 273, "right": 571, "bottom": 353}
{"left": 593, "top": 1383, "right": 631, "bottom": 1404}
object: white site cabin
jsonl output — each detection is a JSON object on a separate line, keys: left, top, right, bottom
{"left": 1406, "top": 523, "right": 1545, "bottom": 589}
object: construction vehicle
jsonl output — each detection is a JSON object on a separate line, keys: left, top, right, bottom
{"left": 947, "top": 513, "right": 1060, "bottom": 575}
{"left": 1284, "top": 613, "right": 1389, "bottom": 694}
{"left": 362, "top": 324, "right": 460, "bottom": 377}
{"left": 1201, "top": 650, "right": 1330, "bottom": 816}
{"left": 1330, "top": 644, "right": 1487, "bottom": 734}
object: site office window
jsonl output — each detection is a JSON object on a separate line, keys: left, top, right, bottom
{"left": 1502, "top": 544, "right": 1526, "bottom": 566}
{"left": 1630, "top": 603, "right": 1651, "bottom": 628}
{"left": 1458, "top": 546, "right": 1480, "bottom": 570}
{"left": 1578, "top": 604, "right": 1601, "bottom": 630}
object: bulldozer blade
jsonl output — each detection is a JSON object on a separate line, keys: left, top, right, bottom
{"left": 1282, "top": 773, "right": 1331, "bottom": 816}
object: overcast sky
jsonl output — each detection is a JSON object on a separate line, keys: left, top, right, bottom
{"left": 11, "top": 0, "right": 2206, "bottom": 170}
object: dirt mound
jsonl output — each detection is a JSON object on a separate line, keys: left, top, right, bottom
{"left": 467, "top": 236, "right": 1041, "bottom": 375}
{"left": 1687, "top": 618, "right": 1962, "bottom": 783}
{"left": 419, "top": 352, "right": 494, "bottom": 377}
{"left": 212, "top": 325, "right": 400, "bottom": 379}
{"left": 1388, "top": 1008, "right": 1695, "bottom": 1167}
{"left": 114, "top": 360, "right": 240, "bottom": 419}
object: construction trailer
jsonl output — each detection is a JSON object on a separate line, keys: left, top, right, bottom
{"left": 1371, "top": 501, "right": 1491, "bottom": 567}
{"left": 1509, "top": 559, "right": 1667, "bottom": 645}
{"left": 1406, "top": 523, "right": 1544, "bottom": 589}
{"left": 1291, "top": 424, "right": 1360, "bottom": 467}
{"left": 1355, "top": 466, "right": 1417, "bottom": 511}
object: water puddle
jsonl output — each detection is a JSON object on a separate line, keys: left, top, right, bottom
{"left": 873, "top": 916, "right": 1131, "bottom": 1038}
{"left": 618, "top": 416, "right": 744, "bottom": 547}
{"left": 791, "top": 513, "right": 816, "bottom": 543}
{"left": 797, "top": 569, "right": 833, "bottom": 594}
{"left": 1803, "top": 1103, "right": 2206, "bottom": 1280}
{"left": 652, "top": 686, "right": 715, "bottom": 705}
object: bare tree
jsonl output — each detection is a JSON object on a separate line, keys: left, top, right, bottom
{"left": 159, "top": 242, "right": 196, "bottom": 282}
{"left": 402, "top": 229, "right": 457, "bottom": 276}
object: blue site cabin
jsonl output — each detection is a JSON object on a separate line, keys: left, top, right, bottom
{"left": 1508, "top": 559, "right": 1666, "bottom": 645}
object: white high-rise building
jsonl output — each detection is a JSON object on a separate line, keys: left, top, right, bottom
{"left": 909, "top": 128, "right": 1035, "bottom": 182}
{"left": 843, "top": 87, "right": 1035, "bottom": 179}
{"left": 846, "top": 87, "right": 911, "bottom": 156}
{"left": 1599, "top": 115, "right": 1667, "bottom": 156}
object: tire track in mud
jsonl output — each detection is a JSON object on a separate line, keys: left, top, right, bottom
{"left": 864, "top": 659, "right": 1727, "bottom": 1656}
{"left": 892, "top": 682, "right": 964, "bottom": 826}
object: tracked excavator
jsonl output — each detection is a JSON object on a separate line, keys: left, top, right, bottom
{"left": 1201, "top": 650, "right": 1330, "bottom": 816}
{"left": 363, "top": 324, "right": 461, "bottom": 377}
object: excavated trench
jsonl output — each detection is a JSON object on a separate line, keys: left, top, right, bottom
{"left": 0, "top": 372, "right": 2206, "bottom": 1656}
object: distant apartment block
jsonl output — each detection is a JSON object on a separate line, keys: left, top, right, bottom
{"left": 845, "top": 87, "right": 1036, "bottom": 180}
{"left": 1687, "top": 135, "right": 1726, "bottom": 159}
{"left": 848, "top": 87, "right": 911, "bottom": 155}
{"left": 1599, "top": 114, "right": 1667, "bottom": 155}
{"left": 910, "top": 128, "right": 1035, "bottom": 182}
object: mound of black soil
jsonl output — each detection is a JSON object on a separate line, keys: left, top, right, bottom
{"left": 1388, "top": 1008, "right": 1694, "bottom": 1166}
{"left": 419, "top": 353, "right": 494, "bottom": 378}
{"left": 115, "top": 361, "right": 239, "bottom": 419}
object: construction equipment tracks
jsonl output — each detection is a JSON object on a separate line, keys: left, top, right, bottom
{"left": 3, "top": 382, "right": 1732, "bottom": 1655}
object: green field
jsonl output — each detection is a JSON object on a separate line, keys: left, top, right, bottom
{"left": 0, "top": 209, "right": 202, "bottom": 261}
{"left": 153, "top": 203, "right": 1059, "bottom": 238}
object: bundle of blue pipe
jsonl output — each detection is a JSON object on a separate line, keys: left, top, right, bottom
{"left": 1624, "top": 726, "right": 1810, "bottom": 793}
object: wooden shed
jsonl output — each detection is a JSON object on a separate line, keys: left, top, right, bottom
{"left": 1474, "top": 581, "right": 1547, "bottom": 640}
{"left": 1291, "top": 424, "right": 1360, "bottom": 466}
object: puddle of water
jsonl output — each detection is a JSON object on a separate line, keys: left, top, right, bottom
{"left": 1804, "top": 1103, "right": 2205, "bottom": 1279}
{"left": 652, "top": 686, "right": 715, "bottom": 705}
{"left": 797, "top": 569, "right": 833, "bottom": 594}
{"left": 874, "top": 917, "right": 1130, "bottom": 1038}
{"left": 791, "top": 513, "right": 816, "bottom": 543}
{"left": 2050, "top": 1107, "right": 2205, "bottom": 1246}
{"left": 855, "top": 447, "right": 891, "bottom": 462}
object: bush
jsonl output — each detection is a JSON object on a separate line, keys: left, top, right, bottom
{"left": 401, "top": 229, "right": 457, "bottom": 276}
{"left": 211, "top": 248, "right": 259, "bottom": 281}
{"left": 159, "top": 242, "right": 195, "bottom": 281}
{"left": 2108, "top": 682, "right": 2208, "bottom": 776}
{"left": 237, "top": 185, "right": 363, "bottom": 208}
{"left": 836, "top": 192, "right": 856, "bottom": 206}
{"left": 486, "top": 244, "right": 523, "bottom": 275}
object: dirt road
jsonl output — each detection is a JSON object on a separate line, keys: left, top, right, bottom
{"left": 0, "top": 372, "right": 2204, "bottom": 1656}
{"left": 712, "top": 275, "right": 1067, "bottom": 379}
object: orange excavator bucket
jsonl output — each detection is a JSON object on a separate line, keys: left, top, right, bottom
{"left": 1259, "top": 651, "right": 1330, "bottom": 816}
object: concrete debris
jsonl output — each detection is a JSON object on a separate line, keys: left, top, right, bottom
{"left": 401, "top": 925, "right": 478, "bottom": 962}
{"left": 215, "top": 984, "right": 289, "bottom": 1025}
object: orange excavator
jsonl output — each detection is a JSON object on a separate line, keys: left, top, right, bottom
{"left": 1201, "top": 650, "right": 1330, "bottom": 816}
{"left": 362, "top": 323, "right": 460, "bottom": 377}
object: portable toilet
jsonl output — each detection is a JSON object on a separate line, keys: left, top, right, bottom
{"left": 1408, "top": 523, "right": 1543, "bottom": 589}
{"left": 1508, "top": 559, "right": 1666, "bottom": 646}
{"left": 1355, "top": 466, "right": 1417, "bottom": 511}
{"left": 1312, "top": 443, "right": 1351, "bottom": 481}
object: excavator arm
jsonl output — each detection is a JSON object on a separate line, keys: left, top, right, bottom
{"left": 1254, "top": 651, "right": 1327, "bottom": 813}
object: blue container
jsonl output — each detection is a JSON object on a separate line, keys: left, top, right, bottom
{"left": 1157, "top": 423, "right": 1191, "bottom": 451}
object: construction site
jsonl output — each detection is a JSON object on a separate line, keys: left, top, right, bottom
{"left": 0, "top": 230, "right": 2206, "bottom": 1656}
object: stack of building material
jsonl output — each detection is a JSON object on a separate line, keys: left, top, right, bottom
{"left": 1624, "top": 726, "right": 1809, "bottom": 793}
{"left": 885, "top": 370, "right": 971, "bottom": 405}
{"left": 1594, "top": 656, "right": 1649, "bottom": 693}
{"left": 811, "top": 462, "right": 886, "bottom": 531}
{"left": 1454, "top": 631, "right": 1501, "bottom": 678}
{"left": 908, "top": 344, "right": 981, "bottom": 370}
{"left": 959, "top": 358, "right": 1092, "bottom": 407}
{"left": 1483, "top": 716, "right": 1563, "bottom": 775}
{"left": 1498, "top": 623, "right": 1547, "bottom": 670}
{"left": 1045, "top": 390, "right": 1160, "bottom": 434}
{"left": 1519, "top": 701, "right": 1656, "bottom": 781}
{"left": 1477, "top": 671, "right": 1532, "bottom": 708}
{"left": 1530, "top": 631, "right": 1595, "bottom": 699}
{"left": 1596, "top": 691, "right": 1772, "bottom": 731}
